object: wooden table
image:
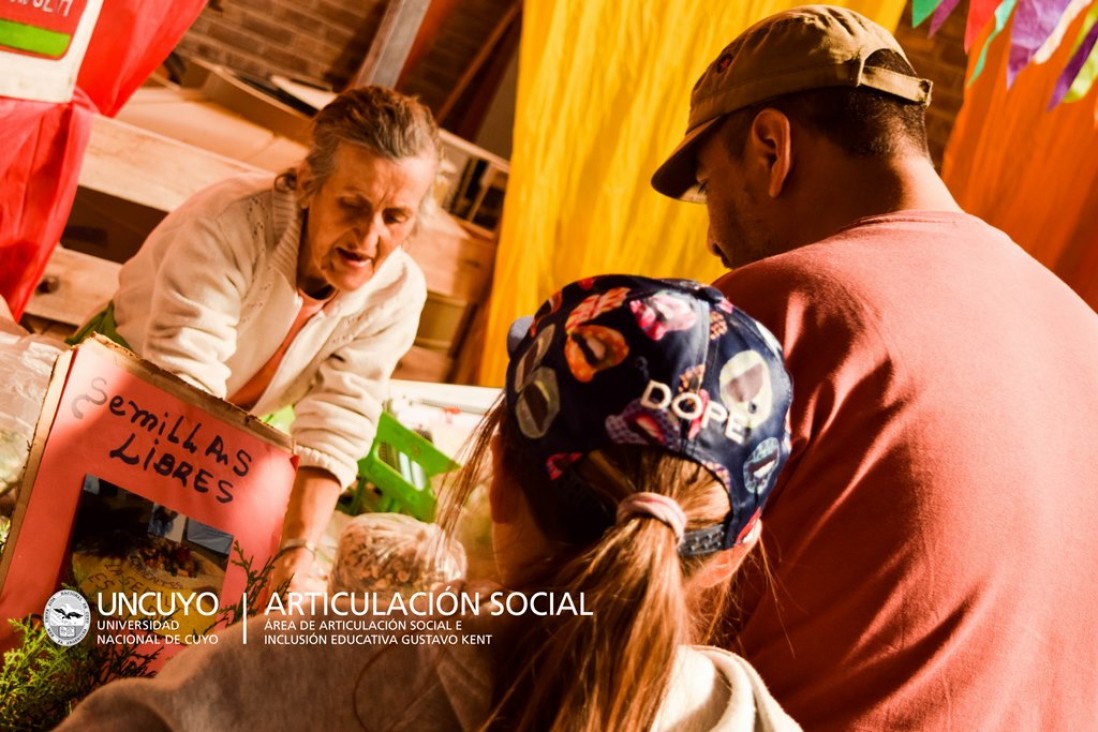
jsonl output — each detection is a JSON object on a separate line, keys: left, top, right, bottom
{"left": 81, "top": 114, "right": 261, "bottom": 214}
{"left": 23, "top": 247, "right": 120, "bottom": 338}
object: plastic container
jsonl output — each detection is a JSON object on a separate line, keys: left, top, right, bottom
{"left": 327, "top": 512, "right": 466, "bottom": 595}
{"left": 0, "top": 319, "right": 64, "bottom": 497}
{"left": 345, "top": 411, "right": 460, "bottom": 521}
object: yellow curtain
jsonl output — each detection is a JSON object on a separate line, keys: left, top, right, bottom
{"left": 479, "top": 0, "right": 909, "bottom": 385}
{"left": 941, "top": 10, "right": 1098, "bottom": 311}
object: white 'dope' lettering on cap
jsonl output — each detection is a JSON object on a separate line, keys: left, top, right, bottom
{"left": 639, "top": 348, "right": 776, "bottom": 444}
{"left": 640, "top": 380, "right": 750, "bottom": 444}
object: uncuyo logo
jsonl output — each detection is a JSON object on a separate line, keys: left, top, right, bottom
{"left": 43, "top": 589, "right": 91, "bottom": 647}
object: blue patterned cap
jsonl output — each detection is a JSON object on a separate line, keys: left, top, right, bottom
{"left": 504, "top": 274, "right": 793, "bottom": 554}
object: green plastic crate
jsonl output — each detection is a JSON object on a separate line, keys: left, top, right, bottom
{"left": 345, "top": 411, "right": 460, "bottom": 521}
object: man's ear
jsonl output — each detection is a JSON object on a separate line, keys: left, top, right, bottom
{"left": 748, "top": 109, "right": 793, "bottom": 199}
{"left": 488, "top": 433, "right": 522, "bottom": 523}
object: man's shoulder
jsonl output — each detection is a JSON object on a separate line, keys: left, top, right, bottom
{"left": 717, "top": 211, "right": 990, "bottom": 299}
{"left": 713, "top": 242, "right": 893, "bottom": 349}
{"left": 714, "top": 245, "right": 845, "bottom": 303}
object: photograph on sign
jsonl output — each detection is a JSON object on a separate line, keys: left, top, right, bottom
{"left": 69, "top": 476, "right": 234, "bottom": 641}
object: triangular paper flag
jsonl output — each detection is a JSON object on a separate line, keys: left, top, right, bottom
{"left": 913, "top": 0, "right": 947, "bottom": 27}
{"left": 1062, "top": 20, "right": 1098, "bottom": 103}
{"left": 930, "top": 0, "right": 963, "bottom": 36}
{"left": 971, "top": 0, "right": 1021, "bottom": 84}
{"left": 967, "top": 0, "right": 1007, "bottom": 50}
{"left": 1007, "top": 0, "right": 1075, "bottom": 86}
{"left": 1035, "top": 0, "right": 1091, "bottom": 64}
{"left": 1066, "top": 0, "right": 1098, "bottom": 55}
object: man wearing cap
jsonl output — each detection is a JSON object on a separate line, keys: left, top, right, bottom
{"left": 652, "top": 5, "right": 1098, "bottom": 730}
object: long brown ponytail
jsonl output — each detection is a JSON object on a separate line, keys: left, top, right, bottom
{"left": 438, "top": 403, "right": 734, "bottom": 731}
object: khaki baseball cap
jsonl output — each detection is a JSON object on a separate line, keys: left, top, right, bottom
{"left": 651, "top": 5, "right": 932, "bottom": 200}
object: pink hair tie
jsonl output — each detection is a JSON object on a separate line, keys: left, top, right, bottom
{"left": 616, "top": 492, "right": 687, "bottom": 541}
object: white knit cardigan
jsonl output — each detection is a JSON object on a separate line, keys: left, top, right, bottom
{"left": 113, "top": 173, "right": 427, "bottom": 487}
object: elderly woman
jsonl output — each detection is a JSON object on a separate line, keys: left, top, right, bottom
{"left": 80, "top": 86, "right": 439, "bottom": 589}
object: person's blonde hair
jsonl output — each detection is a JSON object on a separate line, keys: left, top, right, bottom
{"left": 438, "top": 403, "right": 739, "bottom": 732}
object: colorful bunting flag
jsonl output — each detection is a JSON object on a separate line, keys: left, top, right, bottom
{"left": 946, "top": 0, "right": 1097, "bottom": 108}
{"left": 1007, "top": 0, "right": 1075, "bottom": 85}
{"left": 1034, "top": 0, "right": 1091, "bottom": 63}
{"left": 970, "top": 0, "right": 1020, "bottom": 84}
{"left": 930, "top": 0, "right": 963, "bottom": 36}
{"left": 967, "top": 0, "right": 1006, "bottom": 50}
{"left": 1053, "top": 9, "right": 1098, "bottom": 104}
{"left": 913, "top": 0, "right": 947, "bottom": 28}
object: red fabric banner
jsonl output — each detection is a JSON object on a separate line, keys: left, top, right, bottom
{"left": 0, "top": 93, "right": 94, "bottom": 317}
{"left": 1, "top": 0, "right": 205, "bottom": 318}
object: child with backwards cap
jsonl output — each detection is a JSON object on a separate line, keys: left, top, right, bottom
{"left": 57, "top": 275, "right": 801, "bottom": 732}
{"left": 457, "top": 274, "right": 799, "bottom": 730}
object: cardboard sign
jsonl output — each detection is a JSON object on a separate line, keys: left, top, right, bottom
{"left": 0, "top": 337, "right": 297, "bottom": 657}
{"left": 0, "top": 0, "right": 103, "bottom": 102}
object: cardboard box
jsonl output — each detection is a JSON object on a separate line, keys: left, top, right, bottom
{"left": 0, "top": 337, "right": 297, "bottom": 658}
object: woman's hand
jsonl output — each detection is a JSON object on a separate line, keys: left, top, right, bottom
{"left": 270, "top": 466, "right": 343, "bottom": 593}
{"left": 270, "top": 546, "right": 326, "bottom": 595}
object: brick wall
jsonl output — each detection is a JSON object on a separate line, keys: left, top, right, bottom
{"left": 173, "top": 0, "right": 513, "bottom": 108}
{"left": 893, "top": 0, "right": 970, "bottom": 168}
{"left": 397, "top": 0, "right": 515, "bottom": 112}
{"left": 173, "top": 0, "right": 387, "bottom": 89}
